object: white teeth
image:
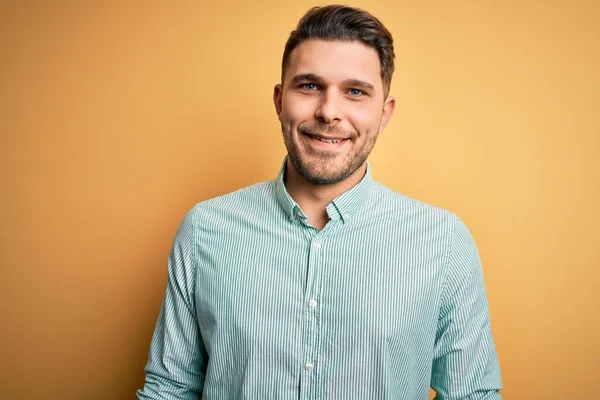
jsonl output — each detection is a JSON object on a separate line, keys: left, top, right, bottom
{"left": 316, "top": 137, "right": 340, "bottom": 144}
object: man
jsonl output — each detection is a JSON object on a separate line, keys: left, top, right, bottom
{"left": 138, "top": 5, "right": 502, "bottom": 399}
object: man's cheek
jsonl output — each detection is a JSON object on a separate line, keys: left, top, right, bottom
{"left": 349, "top": 113, "right": 375, "bottom": 133}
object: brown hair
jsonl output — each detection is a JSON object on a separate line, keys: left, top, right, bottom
{"left": 281, "top": 4, "right": 395, "bottom": 96}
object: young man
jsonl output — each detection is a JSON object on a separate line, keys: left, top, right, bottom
{"left": 138, "top": 5, "right": 502, "bottom": 399}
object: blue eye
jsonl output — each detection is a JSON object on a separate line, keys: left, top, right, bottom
{"left": 349, "top": 89, "right": 363, "bottom": 96}
{"left": 302, "top": 83, "right": 318, "bottom": 90}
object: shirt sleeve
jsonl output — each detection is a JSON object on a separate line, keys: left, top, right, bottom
{"left": 137, "top": 209, "right": 208, "bottom": 399}
{"left": 431, "top": 216, "right": 503, "bottom": 399}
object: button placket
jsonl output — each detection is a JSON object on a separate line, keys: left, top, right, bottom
{"left": 300, "top": 235, "right": 325, "bottom": 399}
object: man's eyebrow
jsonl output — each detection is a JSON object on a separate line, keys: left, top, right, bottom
{"left": 289, "top": 75, "right": 375, "bottom": 92}
{"left": 343, "top": 79, "right": 375, "bottom": 91}
{"left": 290, "top": 73, "right": 324, "bottom": 85}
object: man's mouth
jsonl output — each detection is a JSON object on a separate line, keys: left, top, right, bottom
{"left": 303, "top": 133, "right": 349, "bottom": 144}
{"left": 307, "top": 135, "right": 343, "bottom": 144}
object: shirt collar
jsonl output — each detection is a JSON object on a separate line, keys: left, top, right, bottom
{"left": 275, "top": 157, "right": 373, "bottom": 223}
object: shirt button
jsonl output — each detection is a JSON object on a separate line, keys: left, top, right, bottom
{"left": 305, "top": 363, "right": 314, "bottom": 371}
{"left": 309, "top": 299, "right": 318, "bottom": 308}
{"left": 313, "top": 240, "right": 321, "bottom": 249}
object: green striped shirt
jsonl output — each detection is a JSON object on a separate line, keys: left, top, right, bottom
{"left": 138, "top": 160, "right": 502, "bottom": 399}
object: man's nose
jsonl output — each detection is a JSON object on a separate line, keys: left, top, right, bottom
{"left": 315, "top": 90, "right": 343, "bottom": 123}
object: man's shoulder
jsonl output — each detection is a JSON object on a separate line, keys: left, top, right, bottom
{"left": 368, "top": 181, "right": 470, "bottom": 247}
{"left": 186, "top": 179, "right": 277, "bottom": 219}
{"left": 370, "top": 180, "right": 457, "bottom": 221}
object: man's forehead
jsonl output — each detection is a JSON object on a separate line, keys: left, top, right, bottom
{"left": 286, "top": 39, "right": 382, "bottom": 86}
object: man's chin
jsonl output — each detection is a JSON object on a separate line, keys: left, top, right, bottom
{"left": 287, "top": 151, "right": 354, "bottom": 185}
{"left": 298, "top": 166, "right": 350, "bottom": 186}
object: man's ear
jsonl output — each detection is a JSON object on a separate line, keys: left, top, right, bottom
{"left": 378, "top": 95, "right": 396, "bottom": 134}
{"left": 273, "top": 84, "right": 283, "bottom": 116}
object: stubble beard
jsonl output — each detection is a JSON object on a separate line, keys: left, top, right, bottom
{"left": 281, "top": 123, "right": 379, "bottom": 186}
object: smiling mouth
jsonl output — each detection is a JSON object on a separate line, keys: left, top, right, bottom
{"left": 304, "top": 133, "right": 348, "bottom": 144}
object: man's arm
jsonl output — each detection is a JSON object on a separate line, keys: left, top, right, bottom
{"left": 431, "top": 217, "right": 503, "bottom": 399}
{"left": 137, "top": 209, "right": 207, "bottom": 399}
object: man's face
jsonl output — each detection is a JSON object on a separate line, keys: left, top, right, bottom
{"left": 274, "top": 39, "right": 395, "bottom": 185}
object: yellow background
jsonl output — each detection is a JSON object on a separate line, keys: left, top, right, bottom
{"left": 1, "top": 1, "right": 598, "bottom": 399}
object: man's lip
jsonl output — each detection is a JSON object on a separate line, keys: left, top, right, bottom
{"left": 302, "top": 132, "right": 349, "bottom": 141}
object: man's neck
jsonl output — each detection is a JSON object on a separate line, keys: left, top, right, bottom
{"left": 284, "top": 159, "right": 367, "bottom": 230}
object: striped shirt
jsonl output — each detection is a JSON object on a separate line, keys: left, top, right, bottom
{"left": 138, "top": 160, "right": 502, "bottom": 399}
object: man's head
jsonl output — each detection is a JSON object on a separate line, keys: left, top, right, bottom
{"left": 274, "top": 5, "right": 396, "bottom": 186}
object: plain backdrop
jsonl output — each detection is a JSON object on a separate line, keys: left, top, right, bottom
{"left": 1, "top": 1, "right": 599, "bottom": 399}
